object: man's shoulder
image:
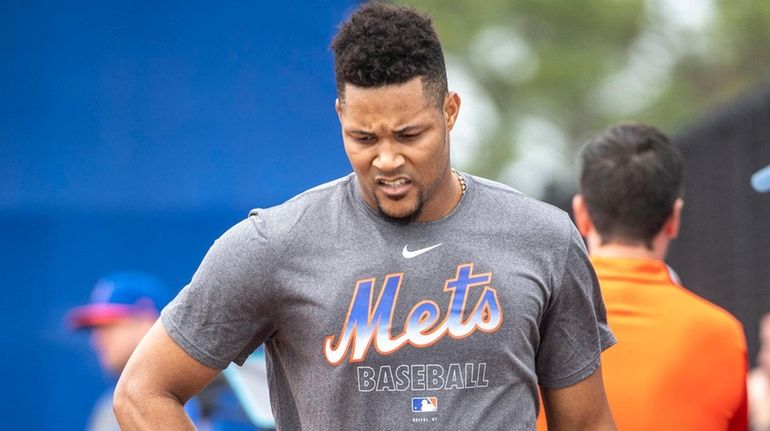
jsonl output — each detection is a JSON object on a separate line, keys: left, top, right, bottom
{"left": 671, "top": 285, "right": 745, "bottom": 342}
{"left": 219, "top": 174, "right": 353, "bottom": 246}
{"left": 469, "top": 174, "right": 572, "bottom": 231}
{"left": 289, "top": 174, "right": 355, "bottom": 202}
{"left": 248, "top": 174, "right": 353, "bottom": 222}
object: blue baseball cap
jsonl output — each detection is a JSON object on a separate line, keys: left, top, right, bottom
{"left": 67, "top": 271, "right": 173, "bottom": 329}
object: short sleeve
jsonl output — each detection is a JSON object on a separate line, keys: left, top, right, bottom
{"left": 536, "top": 225, "right": 616, "bottom": 388}
{"left": 161, "top": 215, "right": 279, "bottom": 369}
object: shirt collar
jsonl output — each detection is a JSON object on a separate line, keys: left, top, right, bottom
{"left": 590, "top": 256, "right": 678, "bottom": 286}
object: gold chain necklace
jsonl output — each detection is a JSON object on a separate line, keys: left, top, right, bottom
{"left": 451, "top": 168, "right": 466, "bottom": 196}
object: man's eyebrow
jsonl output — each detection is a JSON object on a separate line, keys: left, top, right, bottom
{"left": 394, "top": 125, "right": 425, "bottom": 134}
{"left": 347, "top": 129, "right": 375, "bottom": 135}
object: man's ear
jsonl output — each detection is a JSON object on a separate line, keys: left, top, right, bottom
{"left": 572, "top": 194, "right": 593, "bottom": 237}
{"left": 335, "top": 98, "right": 343, "bottom": 120}
{"left": 664, "top": 198, "right": 684, "bottom": 239}
{"left": 444, "top": 92, "right": 461, "bottom": 131}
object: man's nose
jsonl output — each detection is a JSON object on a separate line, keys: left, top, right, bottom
{"left": 372, "top": 141, "right": 405, "bottom": 172}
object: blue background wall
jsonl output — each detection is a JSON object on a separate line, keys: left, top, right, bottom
{"left": 1, "top": 1, "right": 356, "bottom": 428}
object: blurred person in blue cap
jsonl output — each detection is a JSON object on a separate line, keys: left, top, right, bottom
{"left": 69, "top": 272, "right": 172, "bottom": 376}
{"left": 68, "top": 271, "right": 196, "bottom": 431}
{"left": 69, "top": 271, "right": 274, "bottom": 431}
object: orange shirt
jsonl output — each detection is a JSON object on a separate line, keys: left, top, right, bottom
{"left": 538, "top": 257, "right": 747, "bottom": 431}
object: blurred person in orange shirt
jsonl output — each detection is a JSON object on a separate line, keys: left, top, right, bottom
{"left": 538, "top": 122, "right": 747, "bottom": 430}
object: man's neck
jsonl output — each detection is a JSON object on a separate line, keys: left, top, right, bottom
{"left": 586, "top": 232, "right": 668, "bottom": 260}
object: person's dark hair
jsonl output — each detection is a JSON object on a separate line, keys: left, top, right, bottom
{"left": 579, "top": 122, "right": 684, "bottom": 249}
{"left": 331, "top": 1, "right": 448, "bottom": 106}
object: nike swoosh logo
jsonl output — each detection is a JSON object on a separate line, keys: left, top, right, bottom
{"left": 402, "top": 243, "right": 442, "bottom": 259}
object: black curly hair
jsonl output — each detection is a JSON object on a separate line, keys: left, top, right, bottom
{"left": 331, "top": 1, "right": 448, "bottom": 107}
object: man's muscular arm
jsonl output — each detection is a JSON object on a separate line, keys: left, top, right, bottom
{"left": 540, "top": 365, "right": 616, "bottom": 431}
{"left": 113, "top": 320, "right": 221, "bottom": 430}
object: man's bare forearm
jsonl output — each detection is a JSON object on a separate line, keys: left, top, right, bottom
{"left": 541, "top": 366, "right": 617, "bottom": 431}
{"left": 545, "top": 411, "right": 617, "bottom": 431}
{"left": 113, "top": 382, "right": 196, "bottom": 430}
{"left": 113, "top": 321, "right": 221, "bottom": 430}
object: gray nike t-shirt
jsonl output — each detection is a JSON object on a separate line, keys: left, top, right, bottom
{"left": 161, "top": 173, "right": 615, "bottom": 430}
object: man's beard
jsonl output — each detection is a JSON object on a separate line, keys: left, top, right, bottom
{"left": 374, "top": 192, "right": 424, "bottom": 225}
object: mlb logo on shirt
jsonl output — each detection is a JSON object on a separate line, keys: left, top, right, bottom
{"left": 411, "top": 397, "right": 438, "bottom": 413}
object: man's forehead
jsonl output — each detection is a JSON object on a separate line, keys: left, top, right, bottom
{"left": 339, "top": 95, "right": 434, "bottom": 130}
{"left": 339, "top": 77, "right": 431, "bottom": 107}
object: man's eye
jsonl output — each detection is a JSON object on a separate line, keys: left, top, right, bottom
{"left": 355, "top": 135, "right": 376, "bottom": 143}
{"left": 399, "top": 133, "right": 420, "bottom": 140}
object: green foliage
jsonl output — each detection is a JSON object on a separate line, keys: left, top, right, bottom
{"left": 400, "top": 0, "right": 770, "bottom": 195}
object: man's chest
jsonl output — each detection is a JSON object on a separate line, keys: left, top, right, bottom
{"left": 270, "top": 248, "right": 551, "bottom": 368}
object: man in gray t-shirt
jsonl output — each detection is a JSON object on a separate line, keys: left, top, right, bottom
{"left": 114, "top": 3, "right": 617, "bottom": 430}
